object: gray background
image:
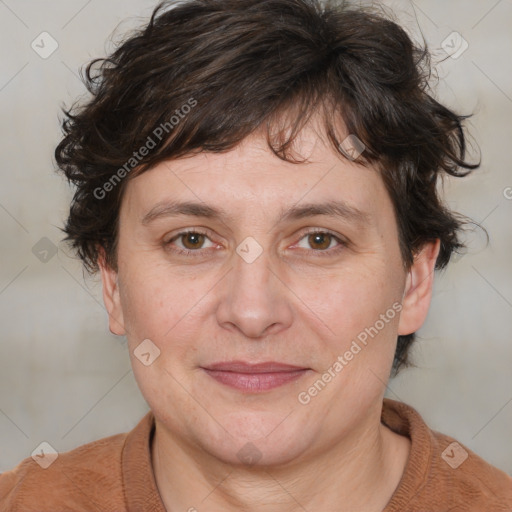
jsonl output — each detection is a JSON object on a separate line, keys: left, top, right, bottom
{"left": 1, "top": 0, "right": 511, "bottom": 475}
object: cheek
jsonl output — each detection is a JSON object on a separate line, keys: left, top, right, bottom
{"left": 117, "top": 262, "right": 174, "bottom": 341}
{"left": 118, "top": 262, "right": 212, "bottom": 355}
{"left": 295, "top": 263, "right": 398, "bottom": 340}
{"left": 295, "top": 268, "right": 404, "bottom": 390}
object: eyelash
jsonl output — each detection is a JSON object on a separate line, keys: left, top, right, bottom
{"left": 164, "top": 228, "right": 348, "bottom": 258}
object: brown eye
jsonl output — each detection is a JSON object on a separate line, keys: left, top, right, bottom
{"left": 180, "top": 232, "right": 206, "bottom": 250}
{"left": 293, "top": 230, "right": 347, "bottom": 256}
{"left": 164, "top": 229, "right": 216, "bottom": 256}
{"left": 307, "top": 232, "right": 333, "bottom": 250}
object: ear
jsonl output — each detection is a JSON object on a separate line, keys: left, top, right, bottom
{"left": 97, "top": 247, "right": 126, "bottom": 336}
{"left": 398, "top": 239, "right": 440, "bottom": 336}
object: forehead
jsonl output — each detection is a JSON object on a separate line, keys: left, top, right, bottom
{"left": 121, "top": 127, "right": 393, "bottom": 229}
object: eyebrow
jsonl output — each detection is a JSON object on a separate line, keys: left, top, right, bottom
{"left": 140, "top": 199, "right": 370, "bottom": 227}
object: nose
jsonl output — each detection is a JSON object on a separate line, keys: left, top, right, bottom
{"left": 215, "top": 240, "right": 293, "bottom": 339}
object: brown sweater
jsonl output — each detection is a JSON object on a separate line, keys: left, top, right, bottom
{"left": 1, "top": 398, "right": 511, "bottom": 511}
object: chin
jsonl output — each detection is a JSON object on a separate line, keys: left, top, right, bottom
{"left": 193, "top": 411, "right": 316, "bottom": 467}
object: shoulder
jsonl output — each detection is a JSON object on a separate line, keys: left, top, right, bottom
{"left": 0, "top": 431, "right": 128, "bottom": 512}
{"left": 382, "top": 398, "right": 512, "bottom": 511}
{"left": 428, "top": 428, "right": 512, "bottom": 509}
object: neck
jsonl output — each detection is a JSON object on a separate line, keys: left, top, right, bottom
{"left": 151, "top": 401, "right": 410, "bottom": 512}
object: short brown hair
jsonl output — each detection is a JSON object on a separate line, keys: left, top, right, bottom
{"left": 55, "top": 0, "right": 479, "bottom": 374}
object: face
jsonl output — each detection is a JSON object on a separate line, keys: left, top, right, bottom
{"left": 99, "top": 121, "right": 438, "bottom": 466}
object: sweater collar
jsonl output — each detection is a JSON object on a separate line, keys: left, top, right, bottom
{"left": 122, "top": 410, "right": 166, "bottom": 511}
{"left": 381, "top": 398, "right": 433, "bottom": 511}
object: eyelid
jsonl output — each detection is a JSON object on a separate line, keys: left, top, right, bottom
{"left": 165, "top": 227, "right": 218, "bottom": 249}
{"left": 164, "top": 227, "right": 348, "bottom": 256}
{"left": 290, "top": 227, "right": 348, "bottom": 254}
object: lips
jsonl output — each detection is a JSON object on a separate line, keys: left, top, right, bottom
{"left": 203, "top": 361, "right": 308, "bottom": 373}
{"left": 201, "top": 361, "right": 310, "bottom": 392}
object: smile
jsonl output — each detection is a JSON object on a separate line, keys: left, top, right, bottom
{"left": 201, "top": 361, "right": 310, "bottom": 392}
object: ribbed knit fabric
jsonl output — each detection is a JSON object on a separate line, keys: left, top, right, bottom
{"left": 1, "top": 398, "right": 511, "bottom": 511}
{"left": 381, "top": 400, "right": 512, "bottom": 511}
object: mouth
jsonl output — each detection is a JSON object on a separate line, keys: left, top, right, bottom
{"left": 200, "top": 361, "right": 310, "bottom": 392}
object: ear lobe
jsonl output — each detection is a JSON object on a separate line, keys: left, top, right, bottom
{"left": 97, "top": 247, "right": 126, "bottom": 336}
{"left": 397, "top": 239, "right": 441, "bottom": 336}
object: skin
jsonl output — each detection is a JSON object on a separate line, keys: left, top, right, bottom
{"left": 99, "top": 119, "right": 439, "bottom": 512}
